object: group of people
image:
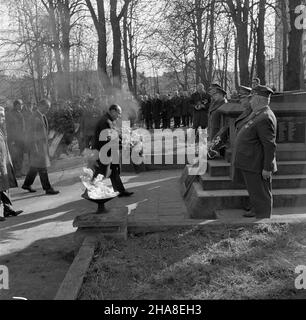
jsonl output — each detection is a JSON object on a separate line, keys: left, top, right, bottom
{"left": 0, "top": 97, "right": 135, "bottom": 221}
{"left": 0, "top": 76, "right": 277, "bottom": 221}
{"left": 0, "top": 99, "right": 61, "bottom": 221}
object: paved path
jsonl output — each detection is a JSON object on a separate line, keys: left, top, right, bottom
{"left": 0, "top": 167, "right": 186, "bottom": 300}
{"left": 1, "top": 164, "right": 306, "bottom": 300}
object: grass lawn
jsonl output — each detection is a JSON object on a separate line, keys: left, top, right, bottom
{"left": 79, "top": 223, "right": 306, "bottom": 300}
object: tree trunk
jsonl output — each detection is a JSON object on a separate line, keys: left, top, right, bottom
{"left": 208, "top": 0, "right": 215, "bottom": 84}
{"left": 256, "top": 0, "right": 266, "bottom": 85}
{"left": 85, "top": 0, "right": 111, "bottom": 91}
{"left": 227, "top": 0, "right": 251, "bottom": 86}
{"left": 59, "top": 0, "right": 72, "bottom": 98}
{"left": 234, "top": 34, "right": 239, "bottom": 89}
{"left": 285, "top": 0, "right": 303, "bottom": 90}
{"left": 123, "top": 9, "right": 134, "bottom": 92}
{"left": 110, "top": 0, "right": 122, "bottom": 89}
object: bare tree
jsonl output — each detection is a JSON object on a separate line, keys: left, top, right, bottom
{"left": 85, "top": 0, "right": 111, "bottom": 90}
{"left": 109, "top": 0, "right": 131, "bottom": 89}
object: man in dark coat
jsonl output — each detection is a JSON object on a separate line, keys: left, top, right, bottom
{"left": 232, "top": 85, "right": 277, "bottom": 219}
{"left": 234, "top": 86, "right": 253, "bottom": 133}
{"left": 208, "top": 86, "right": 227, "bottom": 141}
{"left": 171, "top": 91, "right": 182, "bottom": 128}
{"left": 191, "top": 83, "right": 211, "bottom": 130}
{"left": 22, "top": 99, "right": 59, "bottom": 195}
{"left": 161, "top": 95, "right": 173, "bottom": 129}
{"left": 0, "top": 106, "right": 23, "bottom": 221}
{"left": 93, "top": 105, "right": 134, "bottom": 198}
{"left": 143, "top": 96, "right": 153, "bottom": 130}
{"left": 181, "top": 91, "right": 190, "bottom": 127}
{"left": 6, "top": 99, "right": 26, "bottom": 177}
{"left": 152, "top": 94, "right": 162, "bottom": 129}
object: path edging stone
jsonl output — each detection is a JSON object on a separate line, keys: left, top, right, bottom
{"left": 54, "top": 236, "right": 96, "bottom": 300}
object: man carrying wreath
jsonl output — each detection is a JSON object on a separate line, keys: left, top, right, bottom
{"left": 92, "top": 105, "right": 134, "bottom": 198}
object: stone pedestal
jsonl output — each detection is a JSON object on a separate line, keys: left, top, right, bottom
{"left": 73, "top": 208, "right": 128, "bottom": 254}
{"left": 182, "top": 91, "right": 306, "bottom": 219}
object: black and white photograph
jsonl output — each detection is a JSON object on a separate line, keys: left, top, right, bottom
{"left": 0, "top": 0, "right": 306, "bottom": 309}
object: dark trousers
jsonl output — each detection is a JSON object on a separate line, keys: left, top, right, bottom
{"left": 154, "top": 118, "right": 160, "bottom": 129}
{"left": 110, "top": 164, "right": 125, "bottom": 193}
{"left": 162, "top": 117, "right": 171, "bottom": 129}
{"left": 182, "top": 115, "right": 189, "bottom": 127}
{"left": 9, "top": 141, "right": 24, "bottom": 175}
{"left": 0, "top": 191, "right": 13, "bottom": 210}
{"left": 174, "top": 116, "right": 181, "bottom": 128}
{"left": 24, "top": 167, "right": 52, "bottom": 191}
{"left": 145, "top": 117, "right": 153, "bottom": 130}
{"left": 242, "top": 170, "right": 273, "bottom": 218}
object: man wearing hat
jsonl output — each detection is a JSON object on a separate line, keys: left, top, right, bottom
{"left": 208, "top": 86, "right": 227, "bottom": 142}
{"left": 232, "top": 85, "right": 277, "bottom": 219}
{"left": 234, "top": 86, "right": 253, "bottom": 132}
{"left": 191, "top": 83, "right": 211, "bottom": 131}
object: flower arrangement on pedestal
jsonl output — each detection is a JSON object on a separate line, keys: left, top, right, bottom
{"left": 80, "top": 168, "right": 118, "bottom": 200}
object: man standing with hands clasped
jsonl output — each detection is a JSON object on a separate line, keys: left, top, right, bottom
{"left": 233, "top": 85, "right": 277, "bottom": 219}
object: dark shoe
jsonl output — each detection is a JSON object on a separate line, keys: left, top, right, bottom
{"left": 45, "top": 189, "right": 60, "bottom": 195}
{"left": 4, "top": 209, "right": 23, "bottom": 218}
{"left": 0, "top": 216, "right": 5, "bottom": 222}
{"left": 22, "top": 185, "right": 37, "bottom": 193}
{"left": 118, "top": 191, "right": 134, "bottom": 198}
{"left": 243, "top": 211, "right": 256, "bottom": 218}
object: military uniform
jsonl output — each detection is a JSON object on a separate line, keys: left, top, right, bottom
{"left": 152, "top": 97, "right": 162, "bottom": 129}
{"left": 191, "top": 91, "right": 211, "bottom": 129}
{"left": 208, "top": 87, "right": 227, "bottom": 141}
{"left": 232, "top": 85, "right": 277, "bottom": 219}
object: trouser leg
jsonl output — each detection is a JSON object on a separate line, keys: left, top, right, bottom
{"left": 242, "top": 170, "right": 273, "bottom": 219}
{"left": 110, "top": 165, "right": 125, "bottom": 193}
{"left": 0, "top": 192, "right": 13, "bottom": 210}
{"left": 37, "top": 168, "right": 52, "bottom": 191}
{"left": 24, "top": 167, "right": 38, "bottom": 187}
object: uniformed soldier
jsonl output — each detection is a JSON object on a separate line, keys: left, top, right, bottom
{"left": 231, "top": 85, "right": 253, "bottom": 211}
{"left": 191, "top": 84, "right": 211, "bottom": 131}
{"left": 208, "top": 86, "right": 227, "bottom": 142}
{"left": 232, "top": 85, "right": 277, "bottom": 219}
{"left": 161, "top": 94, "right": 173, "bottom": 129}
{"left": 207, "top": 86, "right": 252, "bottom": 160}
{"left": 144, "top": 95, "right": 153, "bottom": 130}
{"left": 234, "top": 86, "right": 253, "bottom": 132}
{"left": 152, "top": 93, "right": 162, "bottom": 129}
{"left": 172, "top": 91, "right": 182, "bottom": 128}
{"left": 181, "top": 91, "right": 190, "bottom": 127}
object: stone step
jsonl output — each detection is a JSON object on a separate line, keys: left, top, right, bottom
{"left": 185, "top": 182, "right": 306, "bottom": 219}
{"left": 225, "top": 149, "right": 306, "bottom": 162}
{"left": 215, "top": 207, "right": 306, "bottom": 222}
{"left": 200, "top": 173, "right": 306, "bottom": 190}
{"left": 207, "top": 160, "right": 306, "bottom": 177}
{"left": 121, "top": 153, "right": 198, "bottom": 172}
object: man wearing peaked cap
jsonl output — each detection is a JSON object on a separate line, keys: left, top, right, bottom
{"left": 234, "top": 86, "right": 253, "bottom": 133}
{"left": 251, "top": 84, "right": 274, "bottom": 97}
{"left": 232, "top": 84, "right": 277, "bottom": 219}
{"left": 208, "top": 86, "right": 227, "bottom": 142}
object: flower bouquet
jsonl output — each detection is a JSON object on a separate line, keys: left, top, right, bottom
{"left": 80, "top": 168, "right": 119, "bottom": 214}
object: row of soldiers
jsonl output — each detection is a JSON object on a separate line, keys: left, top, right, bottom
{"left": 139, "top": 92, "right": 195, "bottom": 130}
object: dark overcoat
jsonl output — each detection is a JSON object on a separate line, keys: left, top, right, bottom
{"left": 93, "top": 113, "right": 119, "bottom": 178}
{"left": 234, "top": 106, "right": 252, "bottom": 133}
{"left": 191, "top": 91, "right": 211, "bottom": 129}
{"left": 208, "top": 99, "right": 227, "bottom": 140}
{"left": 28, "top": 110, "right": 51, "bottom": 168}
{"left": 0, "top": 129, "right": 18, "bottom": 191}
{"left": 233, "top": 106, "right": 277, "bottom": 175}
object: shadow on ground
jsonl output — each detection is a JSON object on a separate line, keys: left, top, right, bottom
{"left": 0, "top": 233, "right": 75, "bottom": 300}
